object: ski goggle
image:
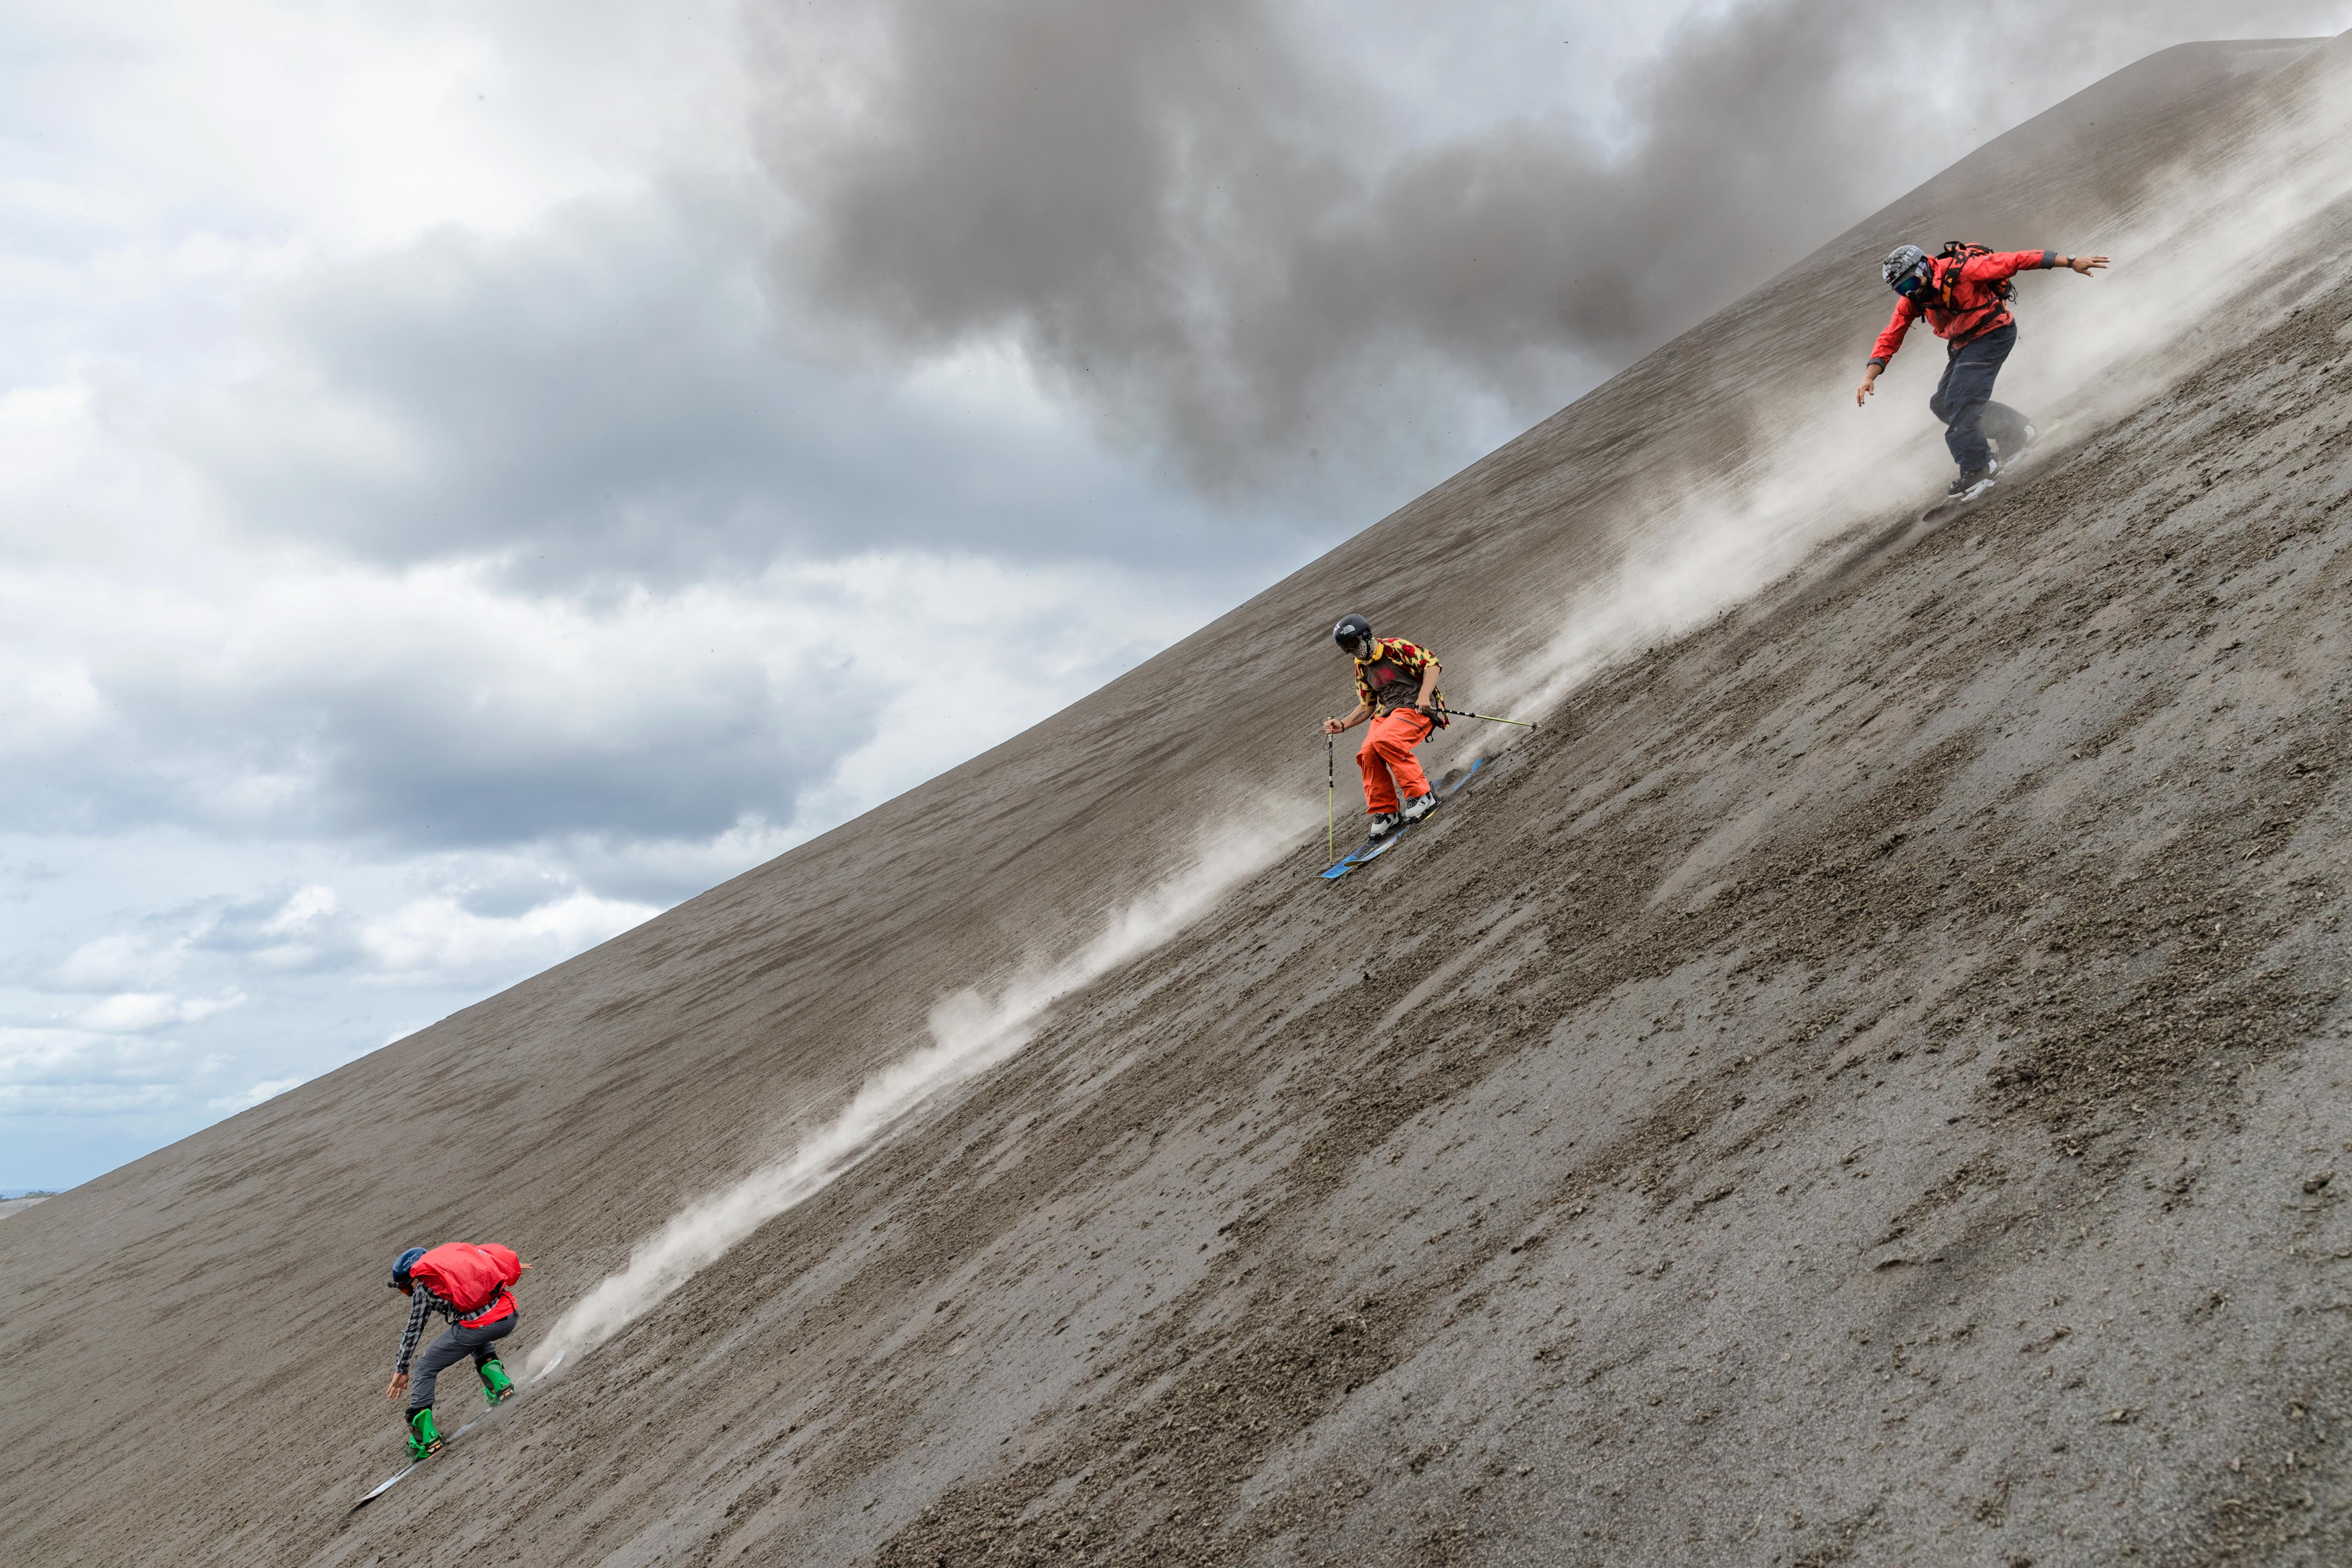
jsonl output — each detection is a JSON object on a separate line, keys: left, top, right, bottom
{"left": 1892, "top": 266, "right": 1932, "bottom": 300}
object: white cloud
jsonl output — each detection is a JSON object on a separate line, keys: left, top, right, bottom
{"left": 54, "top": 930, "right": 189, "bottom": 992}
{"left": 265, "top": 885, "right": 339, "bottom": 931}
{"left": 0, "top": 522, "right": 1227, "bottom": 854}
{"left": 0, "top": 0, "right": 750, "bottom": 257}
{"left": 357, "top": 890, "right": 659, "bottom": 986}
{"left": 0, "top": 1026, "right": 187, "bottom": 1115}
{"left": 242, "top": 884, "right": 344, "bottom": 969}
{"left": 69, "top": 991, "right": 245, "bottom": 1035}
{"left": 208, "top": 1076, "right": 305, "bottom": 1113}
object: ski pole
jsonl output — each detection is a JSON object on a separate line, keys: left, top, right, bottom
{"left": 1432, "top": 704, "right": 1538, "bottom": 729}
{"left": 1325, "top": 732, "right": 1336, "bottom": 863}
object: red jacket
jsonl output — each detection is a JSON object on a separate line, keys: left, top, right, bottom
{"left": 410, "top": 1242, "right": 522, "bottom": 1328}
{"left": 1868, "top": 249, "right": 2055, "bottom": 368}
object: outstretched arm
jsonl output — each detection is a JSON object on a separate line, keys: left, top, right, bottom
{"left": 1325, "top": 701, "right": 1372, "bottom": 734}
{"left": 1972, "top": 249, "right": 2110, "bottom": 281}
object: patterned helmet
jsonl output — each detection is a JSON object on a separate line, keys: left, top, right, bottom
{"left": 1880, "top": 244, "right": 1930, "bottom": 292}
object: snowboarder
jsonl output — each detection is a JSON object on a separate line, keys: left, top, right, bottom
{"left": 382, "top": 1242, "right": 531, "bottom": 1458}
{"left": 1856, "top": 242, "right": 2109, "bottom": 503}
{"left": 1323, "top": 614, "right": 1445, "bottom": 839}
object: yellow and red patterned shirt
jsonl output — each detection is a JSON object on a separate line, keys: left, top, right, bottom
{"left": 1354, "top": 638, "right": 1441, "bottom": 716}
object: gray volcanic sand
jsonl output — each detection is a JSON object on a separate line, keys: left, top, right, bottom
{"left": 6, "top": 33, "right": 2352, "bottom": 1568}
{"left": 0, "top": 1195, "right": 51, "bottom": 1222}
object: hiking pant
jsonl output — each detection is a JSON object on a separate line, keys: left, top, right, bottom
{"left": 1359, "top": 708, "right": 1434, "bottom": 814}
{"left": 405, "top": 1310, "right": 518, "bottom": 1415}
{"left": 1929, "top": 323, "right": 2032, "bottom": 475}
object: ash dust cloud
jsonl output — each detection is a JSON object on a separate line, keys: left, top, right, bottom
{"left": 528, "top": 806, "right": 1308, "bottom": 1375}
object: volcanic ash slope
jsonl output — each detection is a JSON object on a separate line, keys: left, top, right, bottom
{"left": 8, "top": 31, "right": 2352, "bottom": 1568}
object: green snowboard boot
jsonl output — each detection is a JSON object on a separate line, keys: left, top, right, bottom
{"left": 478, "top": 1357, "right": 516, "bottom": 1407}
{"left": 405, "top": 1407, "right": 444, "bottom": 1461}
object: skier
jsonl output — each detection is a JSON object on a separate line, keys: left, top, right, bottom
{"left": 382, "top": 1242, "right": 531, "bottom": 1458}
{"left": 1323, "top": 613, "right": 1445, "bottom": 839}
{"left": 1856, "top": 242, "right": 2109, "bottom": 502}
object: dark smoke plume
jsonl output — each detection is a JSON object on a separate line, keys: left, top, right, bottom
{"left": 757, "top": 0, "right": 2351, "bottom": 499}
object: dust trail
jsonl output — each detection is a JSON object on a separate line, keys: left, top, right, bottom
{"left": 526, "top": 808, "right": 1306, "bottom": 1373}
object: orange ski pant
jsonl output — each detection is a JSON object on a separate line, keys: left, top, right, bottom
{"left": 1358, "top": 707, "right": 1434, "bottom": 814}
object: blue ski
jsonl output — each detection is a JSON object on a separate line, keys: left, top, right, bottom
{"left": 1320, "top": 759, "right": 1485, "bottom": 880}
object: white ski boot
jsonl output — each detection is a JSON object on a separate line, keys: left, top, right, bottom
{"left": 1945, "top": 458, "right": 2000, "bottom": 503}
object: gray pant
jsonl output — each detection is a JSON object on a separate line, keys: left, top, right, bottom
{"left": 406, "top": 1310, "right": 517, "bottom": 1415}
{"left": 1929, "top": 323, "right": 2034, "bottom": 475}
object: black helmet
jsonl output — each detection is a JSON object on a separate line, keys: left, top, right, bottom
{"left": 389, "top": 1246, "right": 427, "bottom": 1290}
{"left": 1332, "top": 613, "right": 1374, "bottom": 658}
{"left": 1880, "top": 243, "right": 1930, "bottom": 295}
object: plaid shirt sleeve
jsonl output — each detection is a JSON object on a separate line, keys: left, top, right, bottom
{"left": 394, "top": 1288, "right": 444, "bottom": 1374}
{"left": 1355, "top": 640, "right": 1435, "bottom": 710}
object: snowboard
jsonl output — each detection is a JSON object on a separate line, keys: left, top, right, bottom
{"left": 1914, "top": 423, "right": 2058, "bottom": 525}
{"left": 350, "top": 1350, "right": 565, "bottom": 1511}
{"left": 1320, "top": 758, "right": 1485, "bottom": 880}
{"left": 1916, "top": 473, "right": 1998, "bottom": 525}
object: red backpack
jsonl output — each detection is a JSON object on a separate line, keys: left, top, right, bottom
{"left": 409, "top": 1242, "right": 521, "bottom": 1323}
{"left": 1929, "top": 241, "right": 2015, "bottom": 308}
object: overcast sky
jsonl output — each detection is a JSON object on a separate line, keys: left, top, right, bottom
{"left": 6, "top": 0, "right": 2346, "bottom": 1190}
